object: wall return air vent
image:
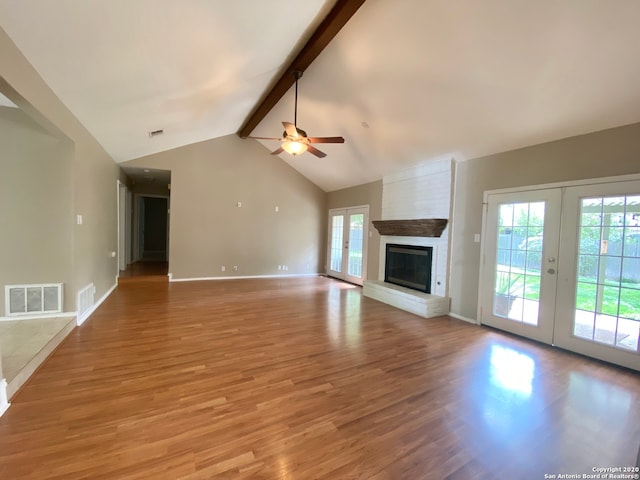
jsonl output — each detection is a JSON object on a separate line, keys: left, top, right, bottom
{"left": 5, "top": 284, "right": 63, "bottom": 316}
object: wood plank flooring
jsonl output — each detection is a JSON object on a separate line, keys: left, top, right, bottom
{"left": 118, "top": 261, "right": 168, "bottom": 282}
{"left": 0, "top": 277, "right": 638, "bottom": 479}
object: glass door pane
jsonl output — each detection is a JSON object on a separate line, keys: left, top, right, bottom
{"left": 572, "top": 195, "right": 640, "bottom": 352}
{"left": 329, "top": 214, "right": 344, "bottom": 273}
{"left": 347, "top": 213, "right": 364, "bottom": 278}
{"left": 493, "top": 201, "right": 545, "bottom": 325}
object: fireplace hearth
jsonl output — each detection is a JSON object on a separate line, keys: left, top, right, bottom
{"left": 384, "top": 244, "right": 433, "bottom": 293}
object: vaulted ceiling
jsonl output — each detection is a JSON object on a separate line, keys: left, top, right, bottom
{"left": 2, "top": 1, "right": 640, "bottom": 191}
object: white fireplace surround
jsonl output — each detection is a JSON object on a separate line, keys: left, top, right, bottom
{"left": 363, "top": 158, "right": 453, "bottom": 318}
{"left": 363, "top": 234, "right": 449, "bottom": 318}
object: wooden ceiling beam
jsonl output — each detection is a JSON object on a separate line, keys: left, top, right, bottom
{"left": 237, "top": 0, "right": 366, "bottom": 138}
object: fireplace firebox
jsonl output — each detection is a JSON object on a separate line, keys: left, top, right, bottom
{"left": 384, "top": 244, "right": 432, "bottom": 293}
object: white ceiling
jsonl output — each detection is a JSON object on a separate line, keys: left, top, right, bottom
{"left": 2, "top": 0, "right": 640, "bottom": 192}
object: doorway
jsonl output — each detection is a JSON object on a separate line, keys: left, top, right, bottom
{"left": 119, "top": 167, "right": 171, "bottom": 281}
{"left": 479, "top": 177, "right": 640, "bottom": 371}
{"left": 327, "top": 206, "right": 369, "bottom": 286}
{"left": 136, "top": 195, "right": 169, "bottom": 262}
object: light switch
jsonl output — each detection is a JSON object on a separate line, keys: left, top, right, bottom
{"left": 76, "top": 214, "right": 83, "bottom": 225}
{"left": 474, "top": 233, "right": 481, "bottom": 243}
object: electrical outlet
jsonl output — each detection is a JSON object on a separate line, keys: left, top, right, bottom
{"left": 221, "top": 266, "right": 226, "bottom": 272}
{"left": 233, "top": 266, "right": 238, "bottom": 271}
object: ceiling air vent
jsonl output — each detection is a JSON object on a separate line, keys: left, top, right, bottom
{"left": 148, "top": 129, "right": 164, "bottom": 138}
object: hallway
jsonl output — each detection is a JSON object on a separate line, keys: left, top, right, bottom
{"left": 118, "top": 261, "right": 168, "bottom": 283}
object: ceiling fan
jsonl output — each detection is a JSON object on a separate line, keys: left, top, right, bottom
{"left": 246, "top": 70, "right": 345, "bottom": 158}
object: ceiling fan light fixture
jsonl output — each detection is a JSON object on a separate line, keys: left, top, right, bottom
{"left": 244, "top": 70, "right": 343, "bottom": 158}
{"left": 282, "top": 140, "right": 308, "bottom": 155}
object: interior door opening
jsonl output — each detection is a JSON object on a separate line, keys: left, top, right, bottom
{"left": 118, "top": 168, "right": 171, "bottom": 281}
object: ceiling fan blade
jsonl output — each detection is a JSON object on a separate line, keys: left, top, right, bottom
{"left": 283, "top": 122, "right": 299, "bottom": 137}
{"left": 246, "top": 136, "right": 282, "bottom": 141}
{"left": 308, "top": 136, "right": 345, "bottom": 144}
{"left": 306, "top": 145, "right": 327, "bottom": 158}
{"left": 270, "top": 146, "right": 284, "bottom": 155}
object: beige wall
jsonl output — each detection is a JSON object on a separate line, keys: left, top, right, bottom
{"left": 450, "top": 122, "right": 640, "bottom": 320}
{"left": 1, "top": 27, "right": 120, "bottom": 311}
{"left": 0, "top": 107, "right": 74, "bottom": 313}
{"left": 327, "top": 180, "right": 382, "bottom": 280}
{"left": 123, "top": 134, "right": 327, "bottom": 279}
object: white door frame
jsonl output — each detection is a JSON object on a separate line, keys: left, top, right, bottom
{"left": 116, "top": 180, "right": 128, "bottom": 273}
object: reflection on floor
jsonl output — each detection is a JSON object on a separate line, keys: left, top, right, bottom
{"left": 0, "top": 316, "right": 75, "bottom": 399}
{"left": 119, "top": 261, "right": 168, "bottom": 283}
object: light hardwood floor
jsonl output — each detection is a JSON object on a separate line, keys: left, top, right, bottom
{"left": 0, "top": 277, "right": 638, "bottom": 479}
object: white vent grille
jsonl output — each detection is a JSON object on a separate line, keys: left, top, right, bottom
{"left": 5, "top": 284, "right": 63, "bottom": 316}
{"left": 77, "top": 283, "right": 95, "bottom": 325}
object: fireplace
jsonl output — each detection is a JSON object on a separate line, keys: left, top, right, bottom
{"left": 384, "top": 244, "right": 433, "bottom": 293}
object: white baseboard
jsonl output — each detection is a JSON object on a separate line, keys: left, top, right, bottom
{"left": 168, "top": 273, "right": 322, "bottom": 283}
{"left": 447, "top": 312, "right": 479, "bottom": 325}
{"left": 0, "top": 379, "right": 9, "bottom": 417}
{"left": 0, "top": 312, "right": 76, "bottom": 322}
{"left": 77, "top": 282, "right": 117, "bottom": 326}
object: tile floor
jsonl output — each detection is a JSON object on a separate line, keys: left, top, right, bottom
{"left": 0, "top": 316, "right": 75, "bottom": 398}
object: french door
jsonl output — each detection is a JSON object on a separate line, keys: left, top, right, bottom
{"left": 327, "top": 206, "right": 369, "bottom": 285}
{"left": 480, "top": 179, "right": 640, "bottom": 371}
{"left": 554, "top": 181, "right": 640, "bottom": 370}
{"left": 480, "top": 189, "right": 562, "bottom": 344}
